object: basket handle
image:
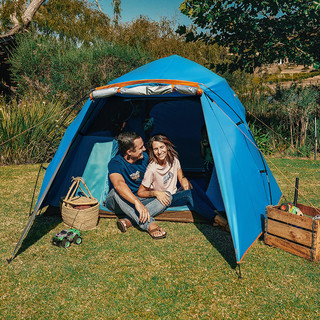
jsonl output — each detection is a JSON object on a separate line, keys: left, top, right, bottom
{"left": 78, "top": 179, "right": 94, "bottom": 199}
{"left": 64, "top": 177, "right": 93, "bottom": 201}
{"left": 64, "top": 178, "right": 79, "bottom": 201}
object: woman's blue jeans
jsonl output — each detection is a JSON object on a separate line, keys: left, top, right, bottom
{"left": 170, "top": 187, "right": 216, "bottom": 222}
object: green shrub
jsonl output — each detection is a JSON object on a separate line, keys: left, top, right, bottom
{"left": 264, "top": 71, "right": 320, "bottom": 84}
{"left": 9, "top": 33, "right": 152, "bottom": 104}
{"left": 271, "top": 85, "right": 319, "bottom": 151}
{"left": 248, "top": 121, "right": 275, "bottom": 155}
{"left": 245, "top": 84, "right": 320, "bottom": 158}
{"left": 0, "top": 96, "right": 72, "bottom": 165}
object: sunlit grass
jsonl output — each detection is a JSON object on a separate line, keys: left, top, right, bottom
{"left": 266, "top": 157, "right": 320, "bottom": 206}
{"left": 0, "top": 159, "right": 319, "bottom": 319}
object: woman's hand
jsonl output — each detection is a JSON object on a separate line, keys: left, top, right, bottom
{"left": 154, "top": 191, "right": 171, "bottom": 206}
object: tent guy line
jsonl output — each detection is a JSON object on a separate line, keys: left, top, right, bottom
{"left": 202, "top": 91, "right": 319, "bottom": 214}
{"left": 202, "top": 90, "right": 273, "bottom": 203}
{"left": 201, "top": 83, "right": 320, "bottom": 213}
{"left": 202, "top": 95, "right": 271, "bottom": 242}
{"left": 0, "top": 91, "right": 92, "bottom": 148}
{"left": 7, "top": 92, "right": 91, "bottom": 264}
{"left": 27, "top": 93, "right": 91, "bottom": 215}
{"left": 247, "top": 110, "right": 320, "bottom": 168}
{"left": 0, "top": 109, "right": 67, "bottom": 147}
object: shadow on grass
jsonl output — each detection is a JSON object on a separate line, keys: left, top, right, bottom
{"left": 154, "top": 210, "right": 237, "bottom": 269}
{"left": 194, "top": 222, "right": 237, "bottom": 269}
{"left": 12, "top": 207, "right": 238, "bottom": 270}
{"left": 15, "top": 206, "right": 62, "bottom": 258}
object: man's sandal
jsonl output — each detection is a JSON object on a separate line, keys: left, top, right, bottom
{"left": 222, "top": 223, "right": 230, "bottom": 232}
{"left": 116, "top": 218, "right": 132, "bottom": 233}
{"left": 148, "top": 225, "right": 167, "bottom": 240}
{"left": 213, "top": 214, "right": 230, "bottom": 232}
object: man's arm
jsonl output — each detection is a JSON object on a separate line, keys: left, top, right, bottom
{"left": 109, "top": 172, "right": 150, "bottom": 223}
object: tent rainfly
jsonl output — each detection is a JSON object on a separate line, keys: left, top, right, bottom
{"left": 11, "top": 55, "right": 282, "bottom": 263}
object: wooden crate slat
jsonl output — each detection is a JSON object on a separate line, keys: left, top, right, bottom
{"left": 265, "top": 205, "right": 320, "bottom": 261}
{"left": 314, "top": 223, "right": 320, "bottom": 261}
{"left": 267, "top": 219, "right": 313, "bottom": 247}
{"left": 267, "top": 207, "right": 313, "bottom": 230}
{"left": 265, "top": 234, "right": 313, "bottom": 261}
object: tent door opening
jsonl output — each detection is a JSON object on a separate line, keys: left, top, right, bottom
{"left": 41, "top": 94, "right": 225, "bottom": 214}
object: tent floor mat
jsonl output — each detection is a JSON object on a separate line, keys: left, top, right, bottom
{"left": 43, "top": 206, "right": 211, "bottom": 224}
{"left": 99, "top": 210, "right": 210, "bottom": 224}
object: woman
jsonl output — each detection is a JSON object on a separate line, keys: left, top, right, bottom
{"left": 137, "top": 134, "right": 219, "bottom": 224}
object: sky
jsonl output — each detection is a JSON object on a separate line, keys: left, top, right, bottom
{"left": 100, "top": 0, "right": 193, "bottom": 26}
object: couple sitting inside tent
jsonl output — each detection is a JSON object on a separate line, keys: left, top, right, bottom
{"left": 104, "top": 131, "right": 227, "bottom": 239}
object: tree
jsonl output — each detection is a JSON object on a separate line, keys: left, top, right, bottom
{"left": 178, "top": 1, "right": 320, "bottom": 71}
{"left": 0, "top": 0, "right": 121, "bottom": 39}
{"left": 0, "top": 0, "right": 121, "bottom": 95}
{"left": 0, "top": 0, "right": 45, "bottom": 38}
{"left": 111, "top": 0, "right": 121, "bottom": 25}
{"left": 33, "top": 0, "right": 112, "bottom": 42}
{"left": 114, "top": 16, "right": 231, "bottom": 72}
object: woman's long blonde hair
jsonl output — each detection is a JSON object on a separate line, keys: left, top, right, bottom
{"left": 147, "top": 134, "right": 178, "bottom": 165}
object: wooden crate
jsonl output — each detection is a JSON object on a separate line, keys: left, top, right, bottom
{"left": 265, "top": 203, "right": 320, "bottom": 261}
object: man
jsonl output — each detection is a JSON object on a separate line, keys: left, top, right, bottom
{"left": 104, "top": 132, "right": 171, "bottom": 239}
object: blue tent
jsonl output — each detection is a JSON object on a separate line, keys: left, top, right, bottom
{"left": 15, "top": 55, "right": 282, "bottom": 263}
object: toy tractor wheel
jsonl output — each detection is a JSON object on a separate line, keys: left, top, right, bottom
{"left": 61, "top": 239, "right": 71, "bottom": 248}
{"left": 74, "top": 235, "right": 82, "bottom": 245}
{"left": 280, "top": 203, "right": 290, "bottom": 211}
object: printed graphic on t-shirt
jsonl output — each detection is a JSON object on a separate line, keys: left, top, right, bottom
{"left": 163, "top": 172, "right": 173, "bottom": 185}
{"left": 130, "top": 171, "right": 142, "bottom": 181}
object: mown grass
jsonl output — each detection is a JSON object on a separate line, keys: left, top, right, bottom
{"left": 0, "top": 159, "right": 319, "bottom": 319}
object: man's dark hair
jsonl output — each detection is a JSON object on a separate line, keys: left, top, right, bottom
{"left": 117, "top": 132, "right": 141, "bottom": 155}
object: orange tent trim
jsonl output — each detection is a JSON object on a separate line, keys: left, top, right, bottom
{"left": 93, "top": 79, "right": 203, "bottom": 95}
{"left": 238, "top": 231, "right": 263, "bottom": 264}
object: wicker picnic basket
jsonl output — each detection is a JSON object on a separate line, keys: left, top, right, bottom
{"left": 61, "top": 177, "right": 99, "bottom": 231}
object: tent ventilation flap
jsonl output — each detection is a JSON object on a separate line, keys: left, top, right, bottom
{"left": 90, "top": 82, "right": 203, "bottom": 99}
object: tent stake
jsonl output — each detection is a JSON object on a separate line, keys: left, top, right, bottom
{"left": 238, "top": 264, "right": 242, "bottom": 279}
{"left": 293, "top": 177, "right": 299, "bottom": 206}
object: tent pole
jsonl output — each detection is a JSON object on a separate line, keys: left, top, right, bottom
{"left": 315, "top": 116, "right": 317, "bottom": 161}
{"left": 7, "top": 92, "right": 91, "bottom": 264}
{"left": 7, "top": 209, "right": 38, "bottom": 264}
{"left": 27, "top": 92, "right": 92, "bottom": 217}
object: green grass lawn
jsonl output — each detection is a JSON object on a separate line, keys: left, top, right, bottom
{"left": 0, "top": 159, "right": 319, "bottom": 319}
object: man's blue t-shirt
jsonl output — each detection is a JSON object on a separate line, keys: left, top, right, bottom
{"left": 108, "top": 152, "right": 149, "bottom": 195}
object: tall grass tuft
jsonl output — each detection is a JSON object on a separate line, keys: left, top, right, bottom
{"left": 0, "top": 96, "right": 71, "bottom": 165}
